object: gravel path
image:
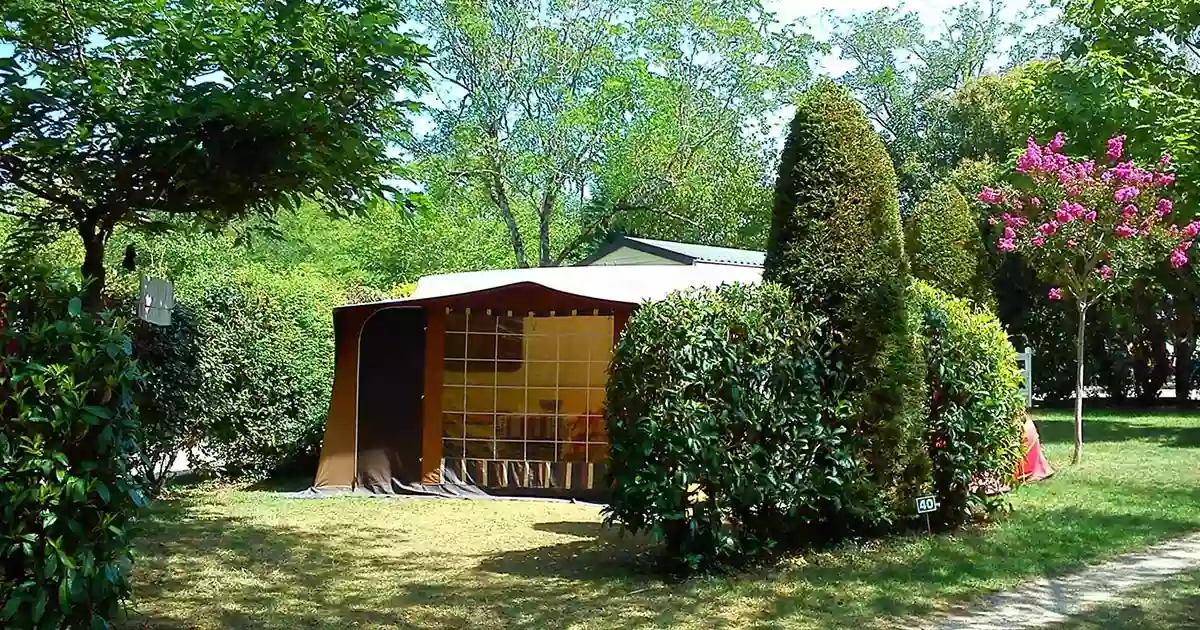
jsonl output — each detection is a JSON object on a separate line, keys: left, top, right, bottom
{"left": 912, "top": 532, "right": 1200, "bottom": 629}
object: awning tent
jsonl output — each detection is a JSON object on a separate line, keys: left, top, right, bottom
{"left": 312, "top": 264, "right": 762, "bottom": 498}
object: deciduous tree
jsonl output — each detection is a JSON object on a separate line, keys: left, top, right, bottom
{"left": 0, "top": 0, "right": 429, "bottom": 305}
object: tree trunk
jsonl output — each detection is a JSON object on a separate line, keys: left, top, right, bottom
{"left": 537, "top": 185, "right": 556, "bottom": 267}
{"left": 1072, "top": 301, "right": 1087, "bottom": 465}
{"left": 80, "top": 227, "right": 108, "bottom": 310}
{"left": 1176, "top": 303, "right": 1195, "bottom": 405}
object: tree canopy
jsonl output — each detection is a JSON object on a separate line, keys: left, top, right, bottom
{"left": 403, "top": 0, "right": 815, "bottom": 266}
{"left": 0, "top": 0, "right": 429, "bottom": 303}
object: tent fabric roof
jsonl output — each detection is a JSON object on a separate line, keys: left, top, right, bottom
{"left": 340, "top": 264, "right": 764, "bottom": 310}
{"left": 582, "top": 236, "right": 767, "bottom": 267}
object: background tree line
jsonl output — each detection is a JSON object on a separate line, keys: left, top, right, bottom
{"left": 4, "top": 0, "right": 1199, "bottom": 488}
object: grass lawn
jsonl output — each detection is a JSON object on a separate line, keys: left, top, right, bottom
{"left": 1047, "top": 569, "right": 1200, "bottom": 629}
{"left": 125, "top": 410, "right": 1200, "bottom": 629}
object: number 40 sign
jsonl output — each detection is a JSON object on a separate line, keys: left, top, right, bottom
{"left": 916, "top": 495, "right": 938, "bottom": 534}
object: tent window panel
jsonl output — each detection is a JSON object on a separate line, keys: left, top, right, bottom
{"left": 464, "top": 413, "right": 494, "bottom": 439}
{"left": 525, "top": 335, "right": 558, "bottom": 362}
{"left": 442, "top": 413, "right": 465, "bottom": 438}
{"left": 588, "top": 361, "right": 609, "bottom": 387}
{"left": 463, "top": 388, "right": 497, "bottom": 413}
{"left": 587, "top": 444, "right": 609, "bottom": 463}
{"left": 463, "top": 368, "right": 496, "bottom": 387}
{"left": 525, "top": 388, "right": 562, "bottom": 416}
{"left": 560, "top": 415, "right": 588, "bottom": 443}
{"left": 494, "top": 414, "right": 525, "bottom": 439}
{"left": 439, "top": 313, "right": 616, "bottom": 465}
{"left": 464, "top": 440, "right": 494, "bottom": 459}
{"left": 586, "top": 414, "right": 608, "bottom": 444}
{"left": 442, "top": 387, "right": 465, "bottom": 413}
{"left": 558, "top": 362, "right": 591, "bottom": 388}
{"left": 496, "top": 316, "right": 523, "bottom": 335}
{"left": 526, "top": 442, "right": 555, "bottom": 462}
{"left": 442, "top": 438, "right": 465, "bottom": 459}
{"left": 525, "top": 415, "right": 556, "bottom": 441}
{"left": 495, "top": 441, "right": 524, "bottom": 460}
{"left": 444, "top": 333, "right": 467, "bottom": 359}
{"left": 443, "top": 360, "right": 466, "bottom": 385}
{"left": 560, "top": 442, "right": 587, "bottom": 462}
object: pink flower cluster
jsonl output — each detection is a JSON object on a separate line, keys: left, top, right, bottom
{"left": 980, "top": 131, "right": 1192, "bottom": 300}
{"left": 1171, "top": 222, "right": 1200, "bottom": 269}
{"left": 1107, "top": 135, "right": 1126, "bottom": 161}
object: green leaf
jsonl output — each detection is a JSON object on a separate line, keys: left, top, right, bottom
{"left": 1, "top": 593, "right": 21, "bottom": 620}
{"left": 68, "top": 298, "right": 82, "bottom": 317}
{"left": 96, "top": 481, "right": 111, "bottom": 504}
{"left": 32, "top": 591, "right": 47, "bottom": 622}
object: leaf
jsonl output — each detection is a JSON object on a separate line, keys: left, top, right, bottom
{"left": 1, "top": 593, "right": 21, "bottom": 620}
{"left": 96, "top": 481, "right": 111, "bottom": 504}
{"left": 68, "top": 298, "right": 82, "bottom": 317}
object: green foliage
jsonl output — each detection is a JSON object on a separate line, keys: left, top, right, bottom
{"left": 604, "top": 283, "right": 867, "bottom": 572}
{"left": 765, "top": 80, "right": 924, "bottom": 522}
{"left": 908, "top": 282, "right": 1025, "bottom": 527}
{"left": 905, "top": 183, "right": 994, "bottom": 307}
{"left": 825, "top": 1, "right": 1064, "bottom": 206}
{"left": 0, "top": 256, "right": 145, "bottom": 629}
{"left": 183, "top": 265, "right": 340, "bottom": 479}
{"left": 0, "top": 0, "right": 430, "bottom": 301}
{"left": 128, "top": 306, "right": 203, "bottom": 497}
{"left": 404, "top": 0, "right": 814, "bottom": 266}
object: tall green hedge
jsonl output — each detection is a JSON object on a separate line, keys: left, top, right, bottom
{"left": 605, "top": 283, "right": 867, "bottom": 571}
{"left": 905, "top": 183, "right": 993, "bottom": 308}
{"left": 764, "top": 81, "right": 924, "bottom": 521}
{"left": 1, "top": 258, "right": 145, "bottom": 629}
{"left": 908, "top": 282, "right": 1025, "bottom": 527}
{"left": 183, "top": 265, "right": 339, "bottom": 479}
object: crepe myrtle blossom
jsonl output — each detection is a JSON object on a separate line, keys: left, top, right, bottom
{"left": 980, "top": 131, "right": 1192, "bottom": 465}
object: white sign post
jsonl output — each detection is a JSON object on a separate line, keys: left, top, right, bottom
{"left": 916, "top": 495, "right": 938, "bottom": 534}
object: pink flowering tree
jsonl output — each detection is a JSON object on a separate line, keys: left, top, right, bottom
{"left": 980, "top": 133, "right": 1196, "bottom": 464}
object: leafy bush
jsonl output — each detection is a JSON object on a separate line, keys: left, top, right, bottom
{"left": 183, "top": 265, "right": 339, "bottom": 479}
{"left": 605, "top": 283, "right": 871, "bottom": 572}
{"left": 764, "top": 80, "right": 924, "bottom": 522}
{"left": 905, "top": 183, "right": 993, "bottom": 308}
{"left": 128, "top": 305, "right": 204, "bottom": 496}
{"left": 908, "top": 282, "right": 1025, "bottom": 527}
{"left": 0, "top": 258, "right": 145, "bottom": 629}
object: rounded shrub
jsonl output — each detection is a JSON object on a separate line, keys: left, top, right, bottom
{"left": 908, "top": 281, "right": 1025, "bottom": 527}
{"left": 1, "top": 257, "right": 144, "bottom": 628}
{"left": 905, "top": 183, "right": 993, "bottom": 307}
{"left": 764, "top": 80, "right": 924, "bottom": 522}
{"left": 604, "top": 283, "right": 871, "bottom": 572}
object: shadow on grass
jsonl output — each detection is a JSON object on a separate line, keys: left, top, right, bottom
{"left": 1037, "top": 418, "right": 1200, "bottom": 448}
{"left": 126, "top": 480, "right": 1200, "bottom": 629}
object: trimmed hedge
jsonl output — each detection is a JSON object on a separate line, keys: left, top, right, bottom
{"left": 764, "top": 80, "right": 924, "bottom": 522}
{"left": 908, "top": 281, "right": 1025, "bottom": 527}
{"left": 1, "top": 258, "right": 145, "bottom": 628}
{"left": 604, "top": 283, "right": 867, "bottom": 571}
{"left": 183, "top": 265, "right": 339, "bottom": 479}
{"left": 905, "top": 183, "right": 993, "bottom": 308}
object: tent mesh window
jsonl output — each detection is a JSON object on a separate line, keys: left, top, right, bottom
{"left": 441, "top": 310, "right": 612, "bottom": 464}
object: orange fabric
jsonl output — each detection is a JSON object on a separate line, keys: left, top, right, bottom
{"left": 420, "top": 308, "right": 446, "bottom": 483}
{"left": 1018, "top": 417, "right": 1055, "bottom": 481}
{"left": 313, "top": 307, "right": 372, "bottom": 489}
